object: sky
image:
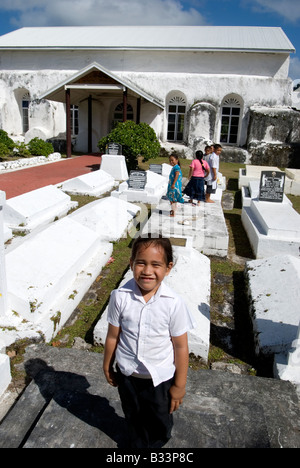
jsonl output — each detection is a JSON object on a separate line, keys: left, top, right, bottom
{"left": 0, "top": 0, "right": 299, "bottom": 82}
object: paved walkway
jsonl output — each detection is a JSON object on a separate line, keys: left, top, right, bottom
{"left": 0, "top": 154, "right": 102, "bottom": 199}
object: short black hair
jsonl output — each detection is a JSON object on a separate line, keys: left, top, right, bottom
{"left": 131, "top": 237, "right": 174, "bottom": 265}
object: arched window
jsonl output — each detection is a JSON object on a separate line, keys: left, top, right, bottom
{"left": 220, "top": 96, "right": 242, "bottom": 144}
{"left": 167, "top": 96, "right": 186, "bottom": 142}
{"left": 22, "top": 93, "right": 30, "bottom": 134}
{"left": 113, "top": 103, "right": 134, "bottom": 126}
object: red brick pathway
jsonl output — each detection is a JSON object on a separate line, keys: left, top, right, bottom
{"left": 0, "top": 155, "right": 102, "bottom": 199}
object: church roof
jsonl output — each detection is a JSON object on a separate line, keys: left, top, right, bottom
{"left": 0, "top": 26, "right": 295, "bottom": 54}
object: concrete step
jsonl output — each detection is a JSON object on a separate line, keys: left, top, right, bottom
{"left": 0, "top": 344, "right": 299, "bottom": 448}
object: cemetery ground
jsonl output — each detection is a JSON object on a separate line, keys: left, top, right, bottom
{"left": 5, "top": 157, "right": 300, "bottom": 406}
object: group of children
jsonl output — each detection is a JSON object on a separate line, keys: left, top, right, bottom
{"left": 102, "top": 144, "right": 222, "bottom": 449}
{"left": 167, "top": 143, "right": 222, "bottom": 216}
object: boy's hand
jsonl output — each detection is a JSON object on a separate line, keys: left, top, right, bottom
{"left": 169, "top": 384, "right": 186, "bottom": 414}
{"left": 103, "top": 367, "right": 118, "bottom": 387}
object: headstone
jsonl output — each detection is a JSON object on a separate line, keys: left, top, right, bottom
{"left": 259, "top": 171, "right": 285, "bottom": 203}
{"left": 149, "top": 164, "right": 162, "bottom": 175}
{"left": 100, "top": 155, "right": 128, "bottom": 181}
{"left": 128, "top": 170, "right": 147, "bottom": 191}
{"left": 105, "top": 142, "right": 122, "bottom": 155}
{"left": 0, "top": 191, "right": 8, "bottom": 316}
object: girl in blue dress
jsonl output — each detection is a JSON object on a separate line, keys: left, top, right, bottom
{"left": 167, "top": 155, "right": 185, "bottom": 217}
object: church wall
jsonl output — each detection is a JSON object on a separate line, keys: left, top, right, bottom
{"left": 0, "top": 48, "right": 294, "bottom": 153}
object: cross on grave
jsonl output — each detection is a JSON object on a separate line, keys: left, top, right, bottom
{"left": 0, "top": 191, "right": 8, "bottom": 316}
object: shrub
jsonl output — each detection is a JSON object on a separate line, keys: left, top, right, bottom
{"left": 27, "top": 137, "right": 54, "bottom": 157}
{"left": 0, "top": 142, "right": 10, "bottom": 157}
{"left": 98, "top": 121, "right": 160, "bottom": 170}
{"left": 14, "top": 142, "right": 31, "bottom": 157}
{"left": 0, "top": 130, "right": 14, "bottom": 155}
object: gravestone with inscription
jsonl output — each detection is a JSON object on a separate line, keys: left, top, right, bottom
{"left": 149, "top": 164, "right": 162, "bottom": 175}
{"left": 259, "top": 171, "right": 285, "bottom": 203}
{"left": 128, "top": 171, "right": 147, "bottom": 191}
{"left": 242, "top": 170, "right": 300, "bottom": 258}
{"left": 105, "top": 142, "right": 122, "bottom": 156}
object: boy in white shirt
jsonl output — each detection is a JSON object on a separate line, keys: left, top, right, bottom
{"left": 103, "top": 237, "right": 195, "bottom": 448}
{"left": 205, "top": 144, "right": 222, "bottom": 203}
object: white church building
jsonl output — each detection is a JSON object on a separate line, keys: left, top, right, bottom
{"left": 0, "top": 25, "right": 297, "bottom": 161}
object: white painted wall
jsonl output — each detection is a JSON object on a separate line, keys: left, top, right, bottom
{"left": 0, "top": 48, "right": 292, "bottom": 151}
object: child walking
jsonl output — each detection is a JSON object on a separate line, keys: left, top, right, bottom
{"left": 167, "top": 155, "right": 185, "bottom": 217}
{"left": 183, "top": 150, "right": 210, "bottom": 205}
{"left": 205, "top": 144, "right": 222, "bottom": 203}
{"left": 103, "top": 237, "right": 195, "bottom": 448}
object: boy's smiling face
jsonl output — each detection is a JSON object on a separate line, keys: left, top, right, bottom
{"left": 130, "top": 244, "right": 173, "bottom": 299}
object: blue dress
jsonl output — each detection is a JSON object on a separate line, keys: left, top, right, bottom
{"left": 167, "top": 164, "right": 185, "bottom": 203}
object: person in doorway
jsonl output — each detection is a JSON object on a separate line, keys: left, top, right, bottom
{"left": 103, "top": 236, "right": 195, "bottom": 448}
{"left": 183, "top": 150, "right": 210, "bottom": 205}
{"left": 205, "top": 144, "right": 222, "bottom": 203}
{"left": 166, "top": 155, "right": 185, "bottom": 216}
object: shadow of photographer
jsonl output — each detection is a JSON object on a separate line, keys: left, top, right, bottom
{"left": 24, "top": 358, "right": 128, "bottom": 448}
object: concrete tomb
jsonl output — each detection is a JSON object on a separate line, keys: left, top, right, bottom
{"left": 4, "top": 185, "right": 77, "bottom": 233}
{"left": 69, "top": 196, "right": 140, "bottom": 242}
{"left": 111, "top": 170, "right": 168, "bottom": 205}
{"left": 274, "top": 320, "right": 300, "bottom": 391}
{"left": 100, "top": 154, "right": 128, "bottom": 181}
{"left": 61, "top": 169, "right": 117, "bottom": 197}
{"left": 241, "top": 170, "right": 300, "bottom": 259}
{"left": 285, "top": 169, "right": 300, "bottom": 196}
{"left": 245, "top": 255, "right": 300, "bottom": 356}
{"left": 238, "top": 164, "right": 299, "bottom": 196}
{"left": 141, "top": 197, "right": 228, "bottom": 257}
{"left": 94, "top": 242, "right": 211, "bottom": 362}
{"left": 0, "top": 192, "right": 11, "bottom": 397}
{"left": 2, "top": 216, "right": 113, "bottom": 344}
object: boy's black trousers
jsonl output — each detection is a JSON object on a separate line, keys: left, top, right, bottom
{"left": 116, "top": 366, "right": 174, "bottom": 448}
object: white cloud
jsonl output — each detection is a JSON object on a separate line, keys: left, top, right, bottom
{"left": 0, "top": 0, "right": 206, "bottom": 27}
{"left": 247, "top": 0, "right": 300, "bottom": 23}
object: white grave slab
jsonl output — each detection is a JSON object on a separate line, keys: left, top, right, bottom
{"left": 285, "top": 169, "right": 300, "bottom": 196}
{"left": 93, "top": 244, "right": 211, "bottom": 362}
{"left": 69, "top": 196, "right": 140, "bottom": 241}
{"left": 111, "top": 170, "right": 168, "bottom": 205}
{"left": 242, "top": 198, "right": 300, "bottom": 258}
{"left": 142, "top": 198, "right": 228, "bottom": 257}
{"left": 100, "top": 155, "right": 128, "bottom": 181}
{"left": 3, "top": 217, "right": 113, "bottom": 342}
{"left": 61, "top": 169, "right": 117, "bottom": 196}
{"left": 239, "top": 164, "right": 294, "bottom": 194}
{"left": 0, "top": 191, "right": 8, "bottom": 317}
{"left": 4, "top": 185, "right": 77, "bottom": 233}
{"left": 0, "top": 353, "right": 11, "bottom": 398}
{"left": 239, "top": 165, "right": 282, "bottom": 189}
{"left": 274, "top": 321, "right": 300, "bottom": 390}
{"left": 245, "top": 255, "right": 300, "bottom": 355}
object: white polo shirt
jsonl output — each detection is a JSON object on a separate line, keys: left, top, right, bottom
{"left": 107, "top": 278, "right": 195, "bottom": 387}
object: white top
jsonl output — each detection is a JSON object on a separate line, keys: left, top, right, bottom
{"left": 205, "top": 152, "right": 219, "bottom": 188}
{"left": 107, "top": 278, "right": 195, "bottom": 387}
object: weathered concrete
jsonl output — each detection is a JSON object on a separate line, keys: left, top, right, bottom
{"left": 0, "top": 345, "right": 299, "bottom": 448}
{"left": 245, "top": 255, "right": 300, "bottom": 356}
{"left": 142, "top": 197, "right": 229, "bottom": 257}
{"left": 61, "top": 169, "right": 117, "bottom": 197}
{"left": 4, "top": 185, "right": 77, "bottom": 233}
